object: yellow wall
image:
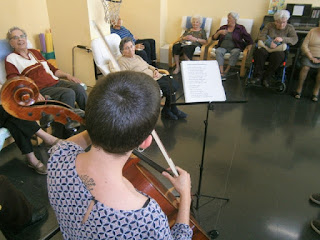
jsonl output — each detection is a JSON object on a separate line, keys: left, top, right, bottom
{"left": 1, "top": 0, "right": 320, "bottom": 70}
{"left": 160, "top": 0, "right": 168, "bottom": 47}
{"left": 120, "top": 0, "right": 320, "bottom": 53}
{"left": 47, "top": 0, "right": 96, "bottom": 87}
{"left": 120, "top": 0, "right": 161, "bottom": 53}
{"left": 0, "top": 0, "right": 51, "bottom": 48}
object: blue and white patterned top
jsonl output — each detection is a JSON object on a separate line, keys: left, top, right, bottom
{"left": 110, "top": 26, "right": 136, "bottom": 42}
{"left": 47, "top": 141, "right": 193, "bottom": 240}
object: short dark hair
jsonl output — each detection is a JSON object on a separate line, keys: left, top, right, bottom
{"left": 119, "top": 37, "right": 134, "bottom": 53}
{"left": 85, "top": 71, "right": 160, "bottom": 154}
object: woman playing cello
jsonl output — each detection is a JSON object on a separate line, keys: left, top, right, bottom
{"left": 47, "top": 71, "right": 193, "bottom": 239}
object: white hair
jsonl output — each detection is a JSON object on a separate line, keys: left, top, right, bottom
{"left": 228, "top": 12, "right": 239, "bottom": 22}
{"left": 191, "top": 15, "right": 203, "bottom": 24}
{"left": 7, "top": 26, "right": 27, "bottom": 41}
{"left": 274, "top": 10, "right": 290, "bottom": 21}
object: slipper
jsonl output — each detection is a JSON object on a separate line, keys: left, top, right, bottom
{"left": 26, "top": 160, "right": 47, "bottom": 175}
{"left": 293, "top": 91, "right": 301, "bottom": 99}
{"left": 312, "top": 95, "right": 318, "bottom": 102}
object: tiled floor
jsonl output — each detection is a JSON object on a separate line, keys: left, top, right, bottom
{"left": 1, "top": 66, "right": 320, "bottom": 239}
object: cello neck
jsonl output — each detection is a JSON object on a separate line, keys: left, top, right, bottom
{"left": 132, "top": 149, "right": 172, "bottom": 176}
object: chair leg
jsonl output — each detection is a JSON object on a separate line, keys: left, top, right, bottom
{"left": 240, "top": 65, "right": 246, "bottom": 77}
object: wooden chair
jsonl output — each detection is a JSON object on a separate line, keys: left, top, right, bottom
{"left": 168, "top": 16, "right": 213, "bottom": 67}
{"left": 205, "top": 18, "right": 254, "bottom": 77}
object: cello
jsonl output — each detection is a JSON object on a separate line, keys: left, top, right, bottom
{"left": 1, "top": 65, "right": 210, "bottom": 240}
{"left": 1, "top": 76, "right": 85, "bottom": 130}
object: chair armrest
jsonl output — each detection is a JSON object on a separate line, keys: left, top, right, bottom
{"left": 159, "top": 69, "right": 169, "bottom": 75}
{"left": 199, "top": 41, "right": 212, "bottom": 60}
{"left": 205, "top": 40, "right": 219, "bottom": 60}
{"left": 240, "top": 48, "right": 249, "bottom": 76}
{"left": 242, "top": 47, "right": 249, "bottom": 60}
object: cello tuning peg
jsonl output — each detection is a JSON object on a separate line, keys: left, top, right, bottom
{"left": 40, "top": 112, "right": 54, "bottom": 128}
{"left": 65, "top": 117, "right": 80, "bottom": 135}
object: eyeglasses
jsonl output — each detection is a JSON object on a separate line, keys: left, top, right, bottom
{"left": 123, "top": 44, "right": 134, "bottom": 51}
{"left": 10, "top": 34, "right": 26, "bottom": 40}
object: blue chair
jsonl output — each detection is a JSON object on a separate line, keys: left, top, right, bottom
{"left": 168, "top": 16, "right": 213, "bottom": 67}
{"left": 0, "top": 39, "right": 33, "bottom": 150}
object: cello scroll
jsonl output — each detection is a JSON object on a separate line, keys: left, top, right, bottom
{"left": 1, "top": 76, "right": 85, "bottom": 129}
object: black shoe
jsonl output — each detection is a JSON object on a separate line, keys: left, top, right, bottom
{"left": 311, "top": 220, "right": 320, "bottom": 235}
{"left": 172, "top": 109, "right": 188, "bottom": 119}
{"left": 161, "top": 109, "right": 178, "bottom": 120}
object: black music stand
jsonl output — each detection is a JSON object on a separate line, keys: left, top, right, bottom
{"left": 174, "top": 68, "right": 247, "bottom": 238}
{"left": 194, "top": 71, "right": 241, "bottom": 210}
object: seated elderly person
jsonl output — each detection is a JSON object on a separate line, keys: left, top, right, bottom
{"left": 172, "top": 15, "right": 207, "bottom": 74}
{"left": 0, "top": 106, "right": 59, "bottom": 175}
{"left": 117, "top": 37, "right": 187, "bottom": 120}
{"left": 252, "top": 10, "right": 298, "bottom": 87}
{"left": 111, "top": 17, "right": 156, "bottom": 66}
{"left": 5, "top": 27, "right": 87, "bottom": 110}
{"left": 0, "top": 85, "right": 59, "bottom": 174}
{"left": 294, "top": 27, "right": 320, "bottom": 102}
{"left": 212, "top": 12, "right": 253, "bottom": 79}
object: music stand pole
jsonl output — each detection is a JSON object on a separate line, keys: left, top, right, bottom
{"left": 195, "top": 102, "right": 229, "bottom": 210}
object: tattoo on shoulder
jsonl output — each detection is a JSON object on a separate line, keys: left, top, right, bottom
{"left": 80, "top": 175, "right": 96, "bottom": 191}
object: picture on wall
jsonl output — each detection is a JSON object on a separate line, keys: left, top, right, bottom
{"left": 268, "top": 0, "right": 285, "bottom": 15}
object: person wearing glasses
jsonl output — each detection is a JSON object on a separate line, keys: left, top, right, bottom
{"left": 251, "top": 10, "right": 298, "bottom": 87}
{"left": 117, "top": 37, "right": 187, "bottom": 120}
{"left": 5, "top": 26, "right": 87, "bottom": 110}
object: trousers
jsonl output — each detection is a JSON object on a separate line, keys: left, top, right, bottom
{"left": 0, "top": 106, "right": 39, "bottom": 154}
{"left": 172, "top": 43, "right": 196, "bottom": 60}
{"left": 253, "top": 48, "right": 285, "bottom": 79}
{"left": 40, "top": 79, "right": 87, "bottom": 110}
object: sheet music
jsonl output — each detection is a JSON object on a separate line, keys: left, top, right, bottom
{"left": 181, "top": 60, "right": 226, "bottom": 103}
{"left": 293, "top": 5, "right": 304, "bottom": 16}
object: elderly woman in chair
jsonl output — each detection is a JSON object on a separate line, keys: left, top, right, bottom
{"left": 117, "top": 37, "right": 187, "bottom": 120}
{"left": 5, "top": 27, "right": 87, "bottom": 110}
{"left": 294, "top": 26, "right": 320, "bottom": 102}
{"left": 172, "top": 15, "right": 207, "bottom": 74}
{"left": 251, "top": 10, "right": 298, "bottom": 87}
{"left": 212, "top": 12, "right": 253, "bottom": 80}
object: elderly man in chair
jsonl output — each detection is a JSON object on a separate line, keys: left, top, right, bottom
{"left": 5, "top": 26, "right": 87, "bottom": 110}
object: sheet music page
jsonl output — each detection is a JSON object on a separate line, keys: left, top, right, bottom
{"left": 293, "top": 5, "right": 304, "bottom": 16}
{"left": 181, "top": 60, "right": 226, "bottom": 103}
